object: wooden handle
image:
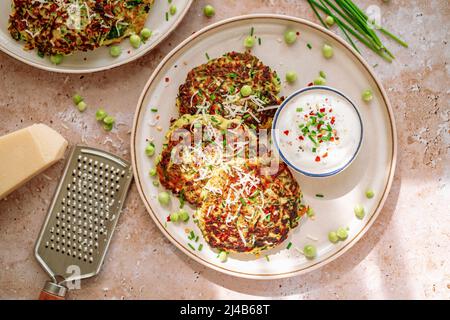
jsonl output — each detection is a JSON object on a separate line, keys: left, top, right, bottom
{"left": 39, "top": 281, "right": 67, "bottom": 300}
{"left": 39, "top": 290, "right": 65, "bottom": 300}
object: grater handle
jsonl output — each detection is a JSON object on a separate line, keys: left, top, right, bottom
{"left": 38, "top": 281, "right": 67, "bottom": 300}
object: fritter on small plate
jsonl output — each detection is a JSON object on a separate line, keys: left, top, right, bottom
{"left": 8, "top": 0, "right": 154, "bottom": 56}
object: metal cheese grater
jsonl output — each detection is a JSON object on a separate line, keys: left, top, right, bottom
{"left": 35, "top": 145, "right": 133, "bottom": 300}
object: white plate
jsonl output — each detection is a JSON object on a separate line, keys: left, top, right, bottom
{"left": 0, "top": 0, "right": 193, "bottom": 73}
{"left": 131, "top": 14, "right": 397, "bottom": 279}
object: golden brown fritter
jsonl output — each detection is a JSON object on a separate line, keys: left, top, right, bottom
{"left": 156, "top": 114, "right": 257, "bottom": 207}
{"left": 8, "top": 0, "right": 154, "bottom": 56}
{"left": 177, "top": 51, "right": 283, "bottom": 129}
{"left": 195, "top": 158, "right": 307, "bottom": 254}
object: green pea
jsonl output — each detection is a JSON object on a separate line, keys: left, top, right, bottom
{"left": 103, "top": 115, "right": 115, "bottom": 125}
{"left": 325, "top": 16, "right": 335, "bottom": 26}
{"left": 140, "top": 28, "right": 152, "bottom": 40}
{"left": 130, "top": 34, "right": 141, "bottom": 49}
{"left": 284, "top": 30, "right": 297, "bottom": 45}
{"left": 73, "top": 94, "right": 83, "bottom": 105}
{"left": 313, "top": 76, "right": 326, "bottom": 85}
{"left": 354, "top": 205, "right": 365, "bottom": 219}
{"left": 322, "top": 44, "right": 334, "bottom": 59}
{"left": 77, "top": 101, "right": 87, "bottom": 112}
{"left": 95, "top": 109, "right": 107, "bottom": 121}
{"left": 109, "top": 45, "right": 122, "bottom": 58}
{"left": 103, "top": 123, "right": 113, "bottom": 132}
{"left": 179, "top": 209, "right": 189, "bottom": 222}
{"left": 336, "top": 227, "right": 348, "bottom": 240}
{"left": 244, "top": 36, "right": 255, "bottom": 49}
{"left": 149, "top": 168, "right": 157, "bottom": 177}
{"left": 306, "top": 207, "right": 315, "bottom": 218}
{"left": 303, "top": 244, "right": 317, "bottom": 259}
{"left": 158, "top": 192, "right": 170, "bottom": 206}
{"left": 145, "top": 143, "right": 155, "bottom": 157}
{"left": 218, "top": 251, "right": 228, "bottom": 262}
{"left": 366, "top": 189, "right": 375, "bottom": 199}
{"left": 169, "top": 5, "right": 177, "bottom": 15}
{"left": 285, "top": 71, "right": 298, "bottom": 84}
{"left": 240, "top": 85, "right": 252, "bottom": 97}
{"left": 170, "top": 212, "right": 179, "bottom": 222}
{"left": 50, "top": 54, "right": 63, "bottom": 65}
{"left": 328, "top": 231, "right": 339, "bottom": 244}
{"left": 362, "top": 89, "right": 373, "bottom": 102}
{"left": 203, "top": 5, "right": 215, "bottom": 18}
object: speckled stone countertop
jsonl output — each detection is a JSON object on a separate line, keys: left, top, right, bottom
{"left": 0, "top": 0, "right": 448, "bottom": 300}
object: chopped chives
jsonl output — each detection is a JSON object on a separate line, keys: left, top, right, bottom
{"left": 151, "top": 108, "right": 158, "bottom": 112}
{"left": 188, "top": 243, "right": 195, "bottom": 250}
{"left": 198, "top": 244, "right": 203, "bottom": 251}
{"left": 287, "top": 242, "right": 293, "bottom": 250}
{"left": 307, "top": 43, "right": 312, "bottom": 49}
{"left": 315, "top": 194, "right": 324, "bottom": 198}
{"left": 205, "top": 52, "right": 210, "bottom": 60}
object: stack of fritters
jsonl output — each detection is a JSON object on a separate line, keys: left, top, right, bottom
{"left": 157, "top": 52, "right": 308, "bottom": 254}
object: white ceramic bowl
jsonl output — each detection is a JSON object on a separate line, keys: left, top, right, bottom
{"left": 272, "top": 86, "right": 364, "bottom": 178}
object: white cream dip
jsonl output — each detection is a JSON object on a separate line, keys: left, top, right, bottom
{"left": 273, "top": 88, "right": 362, "bottom": 176}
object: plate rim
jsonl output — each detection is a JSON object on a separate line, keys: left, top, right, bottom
{"left": 130, "top": 14, "right": 398, "bottom": 280}
{"left": 0, "top": 0, "right": 193, "bottom": 74}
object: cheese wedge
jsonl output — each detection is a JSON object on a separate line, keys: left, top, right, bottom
{"left": 0, "top": 124, "right": 68, "bottom": 199}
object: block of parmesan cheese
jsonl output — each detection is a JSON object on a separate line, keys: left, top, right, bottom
{"left": 0, "top": 124, "right": 68, "bottom": 199}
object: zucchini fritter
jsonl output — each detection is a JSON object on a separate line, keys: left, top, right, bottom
{"left": 177, "top": 51, "right": 283, "bottom": 129}
{"left": 8, "top": 0, "right": 154, "bottom": 56}
{"left": 156, "top": 114, "right": 257, "bottom": 207}
{"left": 195, "top": 158, "right": 307, "bottom": 254}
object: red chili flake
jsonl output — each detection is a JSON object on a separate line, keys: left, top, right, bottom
{"left": 307, "top": 82, "right": 314, "bottom": 87}
{"left": 331, "top": 116, "right": 336, "bottom": 124}
{"left": 330, "top": 137, "right": 335, "bottom": 142}
{"left": 320, "top": 108, "right": 326, "bottom": 113}
{"left": 323, "top": 152, "right": 328, "bottom": 158}
{"left": 283, "top": 130, "right": 290, "bottom": 136}
{"left": 329, "top": 108, "right": 333, "bottom": 112}
{"left": 299, "top": 136, "right": 304, "bottom": 140}
{"left": 166, "top": 216, "right": 171, "bottom": 222}
{"left": 317, "top": 124, "right": 322, "bottom": 130}
{"left": 315, "top": 156, "right": 321, "bottom": 162}
{"left": 296, "top": 31, "right": 300, "bottom": 36}
{"left": 165, "top": 77, "right": 170, "bottom": 82}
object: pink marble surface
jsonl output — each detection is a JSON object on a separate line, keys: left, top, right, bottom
{"left": 0, "top": 0, "right": 449, "bottom": 299}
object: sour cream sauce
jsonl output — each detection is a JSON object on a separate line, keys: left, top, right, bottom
{"left": 274, "top": 88, "right": 362, "bottom": 176}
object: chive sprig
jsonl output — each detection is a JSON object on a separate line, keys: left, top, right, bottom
{"left": 307, "top": 0, "right": 408, "bottom": 62}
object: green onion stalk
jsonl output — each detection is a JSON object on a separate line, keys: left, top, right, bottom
{"left": 306, "top": 0, "right": 408, "bottom": 62}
